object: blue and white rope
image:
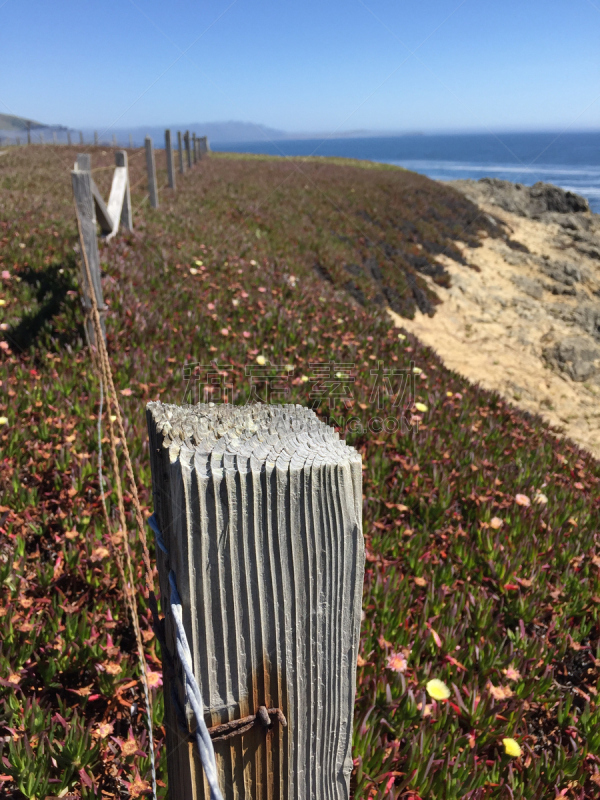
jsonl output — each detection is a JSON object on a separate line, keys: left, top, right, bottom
{"left": 148, "top": 513, "right": 224, "bottom": 800}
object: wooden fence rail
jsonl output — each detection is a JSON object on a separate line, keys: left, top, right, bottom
{"left": 146, "top": 402, "right": 365, "bottom": 800}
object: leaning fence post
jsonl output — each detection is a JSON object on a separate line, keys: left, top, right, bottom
{"left": 115, "top": 150, "right": 133, "bottom": 231}
{"left": 165, "top": 129, "right": 176, "bottom": 190}
{"left": 146, "top": 402, "right": 365, "bottom": 800}
{"left": 185, "top": 130, "right": 192, "bottom": 169}
{"left": 145, "top": 136, "right": 159, "bottom": 209}
{"left": 178, "top": 131, "right": 185, "bottom": 174}
{"left": 71, "top": 157, "right": 107, "bottom": 344}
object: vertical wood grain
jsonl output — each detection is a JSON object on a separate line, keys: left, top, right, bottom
{"left": 147, "top": 403, "right": 364, "bottom": 800}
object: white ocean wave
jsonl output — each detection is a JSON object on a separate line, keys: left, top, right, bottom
{"left": 383, "top": 159, "right": 600, "bottom": 178}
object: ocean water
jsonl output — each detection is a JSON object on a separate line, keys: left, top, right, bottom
{"left": 213, "top": 131, "right": 600, "bottom": 213}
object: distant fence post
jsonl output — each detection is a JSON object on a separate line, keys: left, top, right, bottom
{"left": 165, "top": 129, "right": 175, "bottom": 190}
{"left": 79, "top": 131, "right": 84, "bottom": 145}
{"left": 71, "top": 157, "right": 107, "bottom": 344}
{"left": 146, "top": 402, "right": 365, "bottom": 800}
{"left": 129, "top": 134, "right": 133, "bottom": 149}
{"left": 192, "top": 133, "right": 197, "bottom": 165}
{"left": 67, "top": 131, "right": 72, "bottom": 146}
{"left": 94, "top": 131, "right": 99, "bottom": 146}
{"left": 27, "top": 123, "right": 31, "bottom": 145}
{"left": 178, "top": 131, "right": 184, "bottom": 174}
{"left": 40, "top": 133, "right": 44, "bottom": 145}
{"left": 145, "top": 136, "right": 159, "bottom": 209}
{"left": 185, "top": 130, "right": 192, "bottom": 169}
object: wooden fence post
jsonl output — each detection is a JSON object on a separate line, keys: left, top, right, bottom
{"left": 79, "top": 131, "right": 84, "bottom": 144}
{"left": 67, "top": 131, "right": 72, "bottom": 146}
{"left": 145, "top": 136, "right": 159, "bottom": 209}
{"left": 94, "top": 131, "right": 99, "bottom": 146}
{"left": 185, "top": 130, "right": 192, "bottom": 169}
{"left": 71, "top": 159, "right": 107, "bottom": 344}
{"left": 27, "top": 123, "right": 31, "bottom": 145}
{"left": 192, "top": 133, "right": 197, "bottom": 165}
{"left": 165, "top": 129, "right": 176, "bottom": 190}
{"left": 178, "top": 131, "right": 185, "bottom": 174}
{"left": 146, "top": 402, "right": 365, "bottom": 800}
{"left": 40, "top": 133, "right": 44, "bottom": 145}
{"left": 113, "top": 150, "right": 132, "bottom": 231}
{"left": 129, "top": 134, "right": 133, "bottom": 149}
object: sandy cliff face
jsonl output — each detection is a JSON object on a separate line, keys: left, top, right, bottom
{"left": 389, "top": 178, "right": 600, "bottom": 458}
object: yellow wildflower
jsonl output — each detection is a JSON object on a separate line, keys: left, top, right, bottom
{"left": 502, "top": 738, "right": 522, "bottom": 757}
{"left": 426, "top": 679, "right": 450, "bottom": 701}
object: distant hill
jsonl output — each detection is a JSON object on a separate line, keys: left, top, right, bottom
{"left": 0, "top": 113, "right": 44, "bottom": 132}
{"left": 111, "top": 121, "right": 288, "bottom": 146}
{"left": 0, "top": 114, "right": 424, "bottom": 146}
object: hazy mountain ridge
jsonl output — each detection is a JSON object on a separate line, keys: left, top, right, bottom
{"left": 0, "top": 114, "right": 421, "bottom": 144}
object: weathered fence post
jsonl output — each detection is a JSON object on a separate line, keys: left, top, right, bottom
{"left": 79, "top": 131, "right": 84, "bottom": 145}
{"left": 129, "top": 134, "right": 133, "bottom": 149}
{"left": 145, "top": 136, "right": 159, "bottom": 209}
{"left": 146, "top": 402, "right": 365, "bottom": 800}
{"left": 67, "top": 131, "right": 72, "bottom": 146}
{"left": 71, "top": 156, "right": 107, "bottom": 344}
{"left": 185, "top": 130, "right": 192, "bottom": 169}
{"left": 94, "top": 131, "right": 99, "bottom": 146}
{"left": 178, "top": 131, "right": 185, "bottom": 174}
{"left": 27, "top": 122, "right": 31, "bottom": 145}
{"left": 165, "top": 129, "right": 176, "bottom": 190}
{"left": 40, "top": 133, "right": 44, "bottom": 145}
{"left": 192, "top": 133, "right": 197, "bottom": 165}
{"left": 200, "top": 136, "right": 209, "bottom": 155}
{"left": 113, "top": 150, "right": 132, "bottom": 232}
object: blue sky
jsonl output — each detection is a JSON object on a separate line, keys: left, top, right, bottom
{"left": 2, "top": 0, "right": 600, "bottom": 133}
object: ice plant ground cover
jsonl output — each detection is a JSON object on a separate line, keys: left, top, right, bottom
{"left": 0, "top": 145, "right": 599, "bottom": 798}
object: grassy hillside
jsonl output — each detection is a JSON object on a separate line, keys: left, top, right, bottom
{"left": 0, "top": 145, "right": 599, "bottom": 799}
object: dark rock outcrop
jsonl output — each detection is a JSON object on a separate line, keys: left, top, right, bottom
{"left": 450, "top": 178, "right": 590, "bottom": 220}
{"left": 543, "top": 337, "right": 600, "bottom": 382}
